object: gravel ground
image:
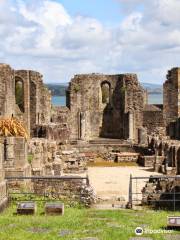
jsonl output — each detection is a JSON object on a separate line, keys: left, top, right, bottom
{"left": 88, "top": 166, "right": 162, "bottom": 202}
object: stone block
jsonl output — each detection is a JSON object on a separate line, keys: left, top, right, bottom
{"left": 167, "top": 216, "right": 180, "bottom": 228}
{"left": 17, "top": 202, "right": 36, "bottom": 215}
{"left": 45, "top": 202, "right": 64, "bottom": 215}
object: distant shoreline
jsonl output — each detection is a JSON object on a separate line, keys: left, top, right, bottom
{"left": 52, "top": 93, "right": 163, "bottom": 106}
{"left": 51, "top": 92, "right": 163, "bottom": 97}
{"left": 147, "top": 92, "right": 162, "bottom": 95}
{"left": 46, "top": 82, "right": 163, "bottom": 97}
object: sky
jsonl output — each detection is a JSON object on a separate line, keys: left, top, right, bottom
{"left": 0, "top": 0, "right": 180, "bottom": 84}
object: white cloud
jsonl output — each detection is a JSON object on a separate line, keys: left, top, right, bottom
{"left": 0, "top": 0, "right": 180, "bottom": 84}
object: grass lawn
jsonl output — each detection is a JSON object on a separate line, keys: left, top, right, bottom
{"left": 0, "top": 203, "right": 180, "bottom": 240}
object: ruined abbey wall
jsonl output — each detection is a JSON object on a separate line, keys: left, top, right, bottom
{"left": 0, "top": 64, "right": 15, "bottom": 117}
{"left": 29, "top": 71, "right": 52, "bottom": 135}
{"left": 0, "top": 64, "right": 52, "bottom": 137}
{"left": 67, "top": 74, "right": 146, "bottom": 142}
{"left": 163, "top": 68, "right": 180, "bottom": 126}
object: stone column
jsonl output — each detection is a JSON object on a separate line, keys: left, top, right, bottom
{"left": 0, "top": 140, "right": 7, "bottom": 211}
{"left": 3, "top": 137, "right": 15, "bottom": 168}
{"left": 128, "top": 112, "right": 134, "bottom": 141}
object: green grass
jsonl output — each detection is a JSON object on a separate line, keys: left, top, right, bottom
{"left": 0, "top": 203, "right": 180, "bottom": 240}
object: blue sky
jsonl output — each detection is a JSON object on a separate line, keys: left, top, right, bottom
{"left": 58, "top": 0, "right": 123, "bottom": 25}
{"left": 0, "top": 0, "right": 180, "bottom": 84}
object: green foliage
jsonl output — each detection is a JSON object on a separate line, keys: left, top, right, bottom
{"left": 120, "top": 86, "right": 127, "bottom": 94}
{"left": 46, "top": 84, "right": 67, "bottom": 96}
{"left": 73, "top": 83, "right": 81, "bottom": 93}
{"left": 27, "top": 154, "right": 34, "bottom": 165}
{"left": 15, "top": 81, "right": 24, "bottom": 112}
{"left": 101, "top": 84, "right": 110, "bottom": 104}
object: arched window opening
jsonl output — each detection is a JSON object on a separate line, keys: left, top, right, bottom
{"left": 101, "top": 82, "right": 110, "bottom": 104}
{"left": 158, "top": 143, "right": 163, "bottom": 156}
{"left": 15, "top": 77, "right": 24, "bottom": 112}
{"left": 168, "top": 147, "right": 173, "bottom": 167}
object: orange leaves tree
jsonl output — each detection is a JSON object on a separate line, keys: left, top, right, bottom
{"left": 0, "top": 117, "right": 28, "bottom": 139}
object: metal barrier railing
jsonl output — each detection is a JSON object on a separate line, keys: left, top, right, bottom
{"left": 128, "top": 175, "right": 180, "bottom": 211}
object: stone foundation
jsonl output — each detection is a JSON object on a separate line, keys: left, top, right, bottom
{"left": 33, "top": 178, "right": 96, "bottom": 207}
{"left": 111, "top": 152, "right": 139, "bottom": 162}
{"left": 139, "top": 156, "right": 155, "bottom": 167}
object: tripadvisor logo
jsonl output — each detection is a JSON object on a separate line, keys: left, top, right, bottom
{"left": 135, "top": 227, "right": 143, "bottom": 236}
{"left": 135, "top": 227, "right": 173, "bottom": 235}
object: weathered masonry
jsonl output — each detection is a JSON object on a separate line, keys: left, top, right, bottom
{"left": 0, "top": 64, "right": 51, "bottom": 136}
{"left": 163, "top": 68, "right": 180, "bottom": 127}
{"left": 67, "top": 74, "right": 146, "bottom": 142}
{"left": 2, "top": 63, "right": 180, "bottom": 210}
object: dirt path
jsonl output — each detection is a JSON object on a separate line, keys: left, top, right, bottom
{"left": 88, "top": 166, "right": 162, "bottom": 203}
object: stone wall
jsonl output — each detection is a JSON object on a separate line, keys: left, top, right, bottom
{"left": 33, "top": 177, "right": 96, "bottom": 207}
{"left": 143, "top": 104, "right": 165, "bottom": 137}
{"left": 2, "top": 137, "right": 31, "bottom": 178}
{"left": 0, "top": 140, "right": 8, "bottom": 211}
{"left": 148, "top": 136, "right": 180, "bottom": 175}
{"left": 34, "top": 106, "right": 70, "bottom": 142}
{"left": 163, "top": 68, "right": 180, "bottom": 127}
{"left": 67, "top": 74, "right": 146, "bottom": 142}
{"left": 142, "top": 177, "right": 180, "bottom": 209}
{"left": 110, "top": 152, "right": 140, "bottom": 162}
{"left": 29, "top": 71, "right": 52, "bottom": 136}
{"left": 0, "top": 64, "right": 52, "bottom": 136}
{"left": 59, "top": 141, "right": 144, "bottom": 169}
{"left": 0, "top": 64, "right": 15, "bottom": 117}
{"left": 28, "top": 138, "right": 59, "bottom": 176}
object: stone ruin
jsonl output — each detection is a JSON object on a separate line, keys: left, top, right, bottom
{"left": 66, "top": 73, "right": 146, "bottom": 142}
{"left": 1, "top": 63, "right": 180, "bottom": 209}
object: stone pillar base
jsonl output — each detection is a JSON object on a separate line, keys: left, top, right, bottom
{"left": 0, "top": 181, "right": 7, "bottom": 212}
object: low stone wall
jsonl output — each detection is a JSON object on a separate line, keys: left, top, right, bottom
{"left": 34, "top": 123, "right": 70, "bottom": 142}
{"left": 110, "top": 152, "right": 139, "bottom": 162}
{"left": 60, "top": 150, "right": 87, "bottom": 173}
{"left": 33, "top": 178, "right": 96, "bottom": 207}
{"left": 139, "top": 156, "right": 155, "bottom": 167}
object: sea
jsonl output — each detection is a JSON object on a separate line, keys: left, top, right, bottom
{"left": 52, "top": 94, "right": 163, "bottom": 106}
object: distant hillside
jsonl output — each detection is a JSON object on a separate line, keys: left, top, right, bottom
{"left": 46, "top": 84, "right": 68, "bottom": 96}
{"left": 46, "top": 82, "right": 163, "bottom": 96}
{"left": 141, "top": 82, "right": 162, "bottom": 94}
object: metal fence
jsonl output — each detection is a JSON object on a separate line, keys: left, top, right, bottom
{"left": 128, "top": 175, "right": 180, "bottom": 211}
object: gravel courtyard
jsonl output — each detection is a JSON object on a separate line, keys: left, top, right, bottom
{"left": 88, "top": 166, "right": 162, "bottom": 203}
